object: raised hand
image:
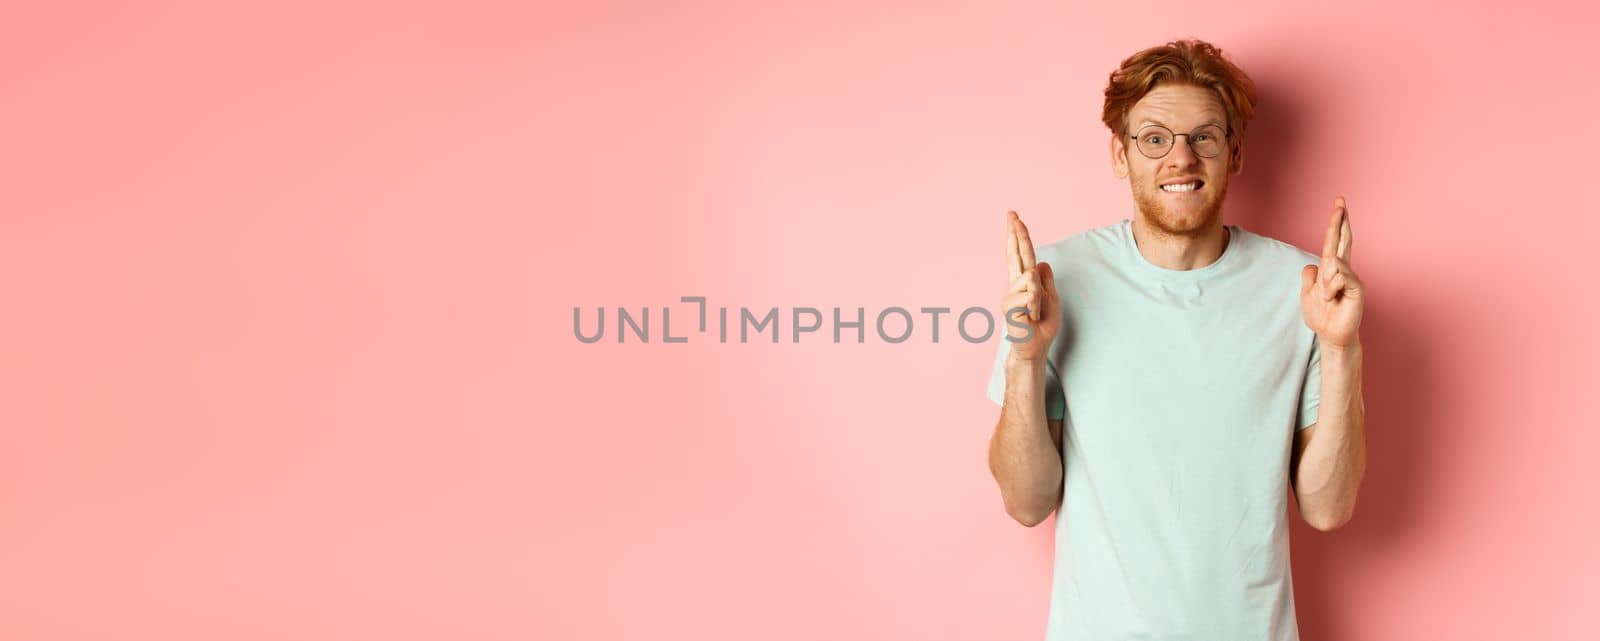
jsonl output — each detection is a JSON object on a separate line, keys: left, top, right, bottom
{"left": 1300, "top": 196, "right": 1364, "bottom": 348}
{"left": 1003, "top": 211, "right": 1060, "bottom": 361}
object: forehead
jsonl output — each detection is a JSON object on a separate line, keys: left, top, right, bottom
{"left": 1128, "top": 84, "right": 1226, "bottom": 129}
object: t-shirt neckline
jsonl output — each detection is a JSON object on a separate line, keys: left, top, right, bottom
{"left": 1120, "top": 218, "right": 1241, "bottom": 281}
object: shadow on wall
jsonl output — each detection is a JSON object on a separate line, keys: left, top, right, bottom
{"left": 1223, "top": 67, "right": 1303, "bottom": 244}
{"left": 1289, "top": 301, "right": 1436, "bottom": 640}
{"left": 1226, "top": 68, "right": 1442, "bottom": 641}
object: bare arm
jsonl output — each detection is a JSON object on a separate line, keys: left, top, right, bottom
{"left": 988, "top": 358, "right": 1064, "bottom": 527}
{"left": 1292, "top": 196, "right": 1368, "bottom": 531}
{"left": 988, "top": 211, "right": 1066, "bottom": 527}
{"left": 1291, "top": 341, "right": 1367, "bottom": 531}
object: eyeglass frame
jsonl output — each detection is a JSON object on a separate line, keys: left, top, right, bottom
{"left": 1125, "top": 123, "right": 1235, "bottom": 160}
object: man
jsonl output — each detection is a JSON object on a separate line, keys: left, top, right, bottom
{"left": 985, "top": 39, "right": 1367, "bottom": 641}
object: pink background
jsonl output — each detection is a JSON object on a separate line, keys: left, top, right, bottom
{"left": 3, "top": 1, "right": 1595, "bottom": 639}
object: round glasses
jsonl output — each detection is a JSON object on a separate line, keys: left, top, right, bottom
{"left": 1128, "top": 124, "right": 1230, "bottom": 159}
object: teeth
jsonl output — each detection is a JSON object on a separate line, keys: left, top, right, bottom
{"left": 1161, "top": 182, "right": 1199, "bottom": 192}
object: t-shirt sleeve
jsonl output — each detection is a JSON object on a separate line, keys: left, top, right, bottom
{"left": 1296, "top": 337, "right": 1321, "bottom": 430}
{"left": 985, "top": 332, "right": 1067, "bottom": 421}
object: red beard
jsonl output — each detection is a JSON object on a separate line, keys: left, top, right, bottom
{"left": 1132, "top": 177, "right": 1228, "bottom": 237}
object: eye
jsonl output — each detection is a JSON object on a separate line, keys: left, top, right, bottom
{"left": 1192, "top": 133, "right": 1213, "bottom": 143}
{"left": 1143, "top": 134, "right": 1167, "bottom": 145}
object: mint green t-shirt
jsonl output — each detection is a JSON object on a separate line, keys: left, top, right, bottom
{"left": 987, "top": 218, "right": 1322, "bottom": 641}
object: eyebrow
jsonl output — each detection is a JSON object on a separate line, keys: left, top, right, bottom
{"left": 1133, "top": 117, "right": 1225, "bottom": 130}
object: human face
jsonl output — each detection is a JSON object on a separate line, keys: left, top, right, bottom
{"left": 1110, "top": 84, "right": 1241, "bottom": 237}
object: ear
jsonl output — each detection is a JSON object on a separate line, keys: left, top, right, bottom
{"left": 1230, "top": 136, "right": 1245, "bottom": 174}
{"left": 1111, "top": 133, "right": 1129, "bottom": 180}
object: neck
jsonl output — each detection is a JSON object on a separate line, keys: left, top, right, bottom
{"left": 1130, "top": 215, "right": 1230, "bottom": 270}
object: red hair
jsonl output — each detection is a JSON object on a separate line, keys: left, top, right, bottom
{"left": 1102, "top": 39, "right": 1258, "bottom": 147}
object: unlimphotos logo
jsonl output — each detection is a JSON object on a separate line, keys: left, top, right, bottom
{"left": 573, "top": 296, "right": 1039, "bottom": 344}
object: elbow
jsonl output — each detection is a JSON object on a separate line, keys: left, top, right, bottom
{"left": 1004, "top": 499, "right": 1056, "bottom": 528}
{"left": 1303, "top": 506, "right": 1354, "bottom": 532}
{"left": 1007, "top": 506, "right": 1049, "bottom": 528}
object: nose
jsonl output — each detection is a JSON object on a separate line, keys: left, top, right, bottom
{"left": 1164, "top": 134, "right": 1201, "bottom": 169}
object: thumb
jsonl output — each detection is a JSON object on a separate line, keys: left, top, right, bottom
{"left": 1300, "top": 264, "right": 1318, "bottom": 296}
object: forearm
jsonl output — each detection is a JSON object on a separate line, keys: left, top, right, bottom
{"left": 1294, "top": 340, "right": 1368, "bottom": 530}
{"left": 988, "top": 356, "right": 1062, "bottom": 526}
